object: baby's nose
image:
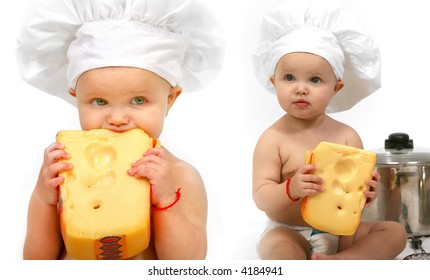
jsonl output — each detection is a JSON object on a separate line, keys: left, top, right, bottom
{"left": 108, "top": 111, "right": 129, "bottom": 126}
{"left": 296, "top": 82, "right": 309, "bottom": 95}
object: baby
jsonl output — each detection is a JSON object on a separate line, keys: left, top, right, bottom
{"left": 251, "top": 0, "right": 406, "bottom": 259}
{"left": 17, "top": 0, "right": 223, "bottom": 260}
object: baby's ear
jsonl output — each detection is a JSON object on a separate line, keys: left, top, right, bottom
{"left": 333, "top": 80, "right": 344, "bottom": 95}
{"left": 166, "top": 86, "right": 182, "bottom": 115}
{"left": 68, "top": 88, "right": 77, "bottom": 97}
{"left": 269, "top": 75, "right": 276, "bottom": 87}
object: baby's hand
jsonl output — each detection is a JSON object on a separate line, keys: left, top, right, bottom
{"left": 364, "top": 171, "right": 380, "bottom": 207}
{"left": 288, "top": 164, "right": 324, "bottom": 200}
{"left": 128, "top": 148, "right": 177, "bottom": 208}
{"left": 35, "top": 142, "right": 72, "bottom": 206}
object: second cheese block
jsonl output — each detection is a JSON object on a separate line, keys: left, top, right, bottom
{"left": 58, "top": 128, "right": 158, "bottom": 259}
{"left": 301, "top": 142, "right": 376, "bottom": 236}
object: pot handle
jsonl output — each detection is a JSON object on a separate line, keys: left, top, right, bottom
{"left": 385, "top": 133, "right": 413, "bottom": 150}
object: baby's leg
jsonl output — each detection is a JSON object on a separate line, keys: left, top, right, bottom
{"left": 258, "top": 227, "right": 310, "bottom": 260}
{"left": 314, "top": 221, "right": 406, "bottom": 260}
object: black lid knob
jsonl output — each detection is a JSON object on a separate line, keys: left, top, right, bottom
{"left": 384, "top": 133, "right": 414, "bottom": 150}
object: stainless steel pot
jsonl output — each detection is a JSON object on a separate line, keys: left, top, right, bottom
{"left": 362, "top": 133, "right": 430, "bottom": 237}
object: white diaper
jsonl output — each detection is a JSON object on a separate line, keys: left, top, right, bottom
{"left": 258, "top": 219, "right": 339, "bottom": 256}
{"left": 309, "top": 230, "right": 339, "bottom": 255}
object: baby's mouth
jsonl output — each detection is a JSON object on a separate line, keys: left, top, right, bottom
{"left": 293, "top": 99, "right": 310, "bottom": 107}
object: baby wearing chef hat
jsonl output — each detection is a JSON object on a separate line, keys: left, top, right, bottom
{"left": 17, "top": 0, "right": 223, "bottom": 260}
{"left": 252, "top": 0, "right": 406, "bottom": 259}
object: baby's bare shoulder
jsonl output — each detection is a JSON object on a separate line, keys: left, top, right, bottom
{"left": 166, "top": 150, "right": 205, "bottom": 191}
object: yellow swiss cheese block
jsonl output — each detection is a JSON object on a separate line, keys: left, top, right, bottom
{"left": 301, "top": 142, "right": 376, "bottom": 236}
{"left": 58, "top": 128, "right": 158, "bottom": 259}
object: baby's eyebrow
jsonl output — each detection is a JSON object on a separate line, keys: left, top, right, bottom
{"left": 127, "top": 89, "right": 151, "bottom": 95}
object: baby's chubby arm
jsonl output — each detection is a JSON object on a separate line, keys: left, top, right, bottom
{"left": 253, "top": 129, "right": 324, "bottom": 212}
{"left": 24, "top": 142, "right": 73, "bottom": 259}
{"left": 128, "top": 147, "right": 207, "bottom": 259}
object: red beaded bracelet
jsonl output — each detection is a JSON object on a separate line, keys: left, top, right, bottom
{"left": 152, "top": 188, "right": 182, "bottom": 211}
{"left": 286, "top": 178, "right": 300, "bottom": 202}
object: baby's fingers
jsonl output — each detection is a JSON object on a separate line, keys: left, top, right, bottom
{"left": 45, "top": 142, "right": 64, "bottom": 153}
{"left": 298, "top": 164, "right": 317, "bottom": 175}
{"left": 372, "top": 171, "right": 381, "bottom": 181}
{"left": 365, "top": 177, "right": 379, "bottom": 193}
{"left": 363, "top": 186, "right": 378, "bottom": 207}
{"left": 49, "top": 162, "right": 73, "bottom": 177}
{"left": 44, "top": 143, "right": 70, "bottom": 163}
{"left": 47, "top": 150, "right": 70, "bottom": 164}
{"left": 303, "top": 181, "right": 324, "bottom": 194}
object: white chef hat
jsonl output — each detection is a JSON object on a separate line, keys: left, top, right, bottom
{"left": 17, "top": 0, "right": 224, "bottom": 105}
{"left": 252, "top": 0, "right": 381, "bottom": 113}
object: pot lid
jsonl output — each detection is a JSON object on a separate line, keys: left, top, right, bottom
{"left": 376, "top": 133, "right": 430, "bottom": 165}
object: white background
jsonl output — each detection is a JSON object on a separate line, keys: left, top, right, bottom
{"left": 1, "top": 0, "right": 430, "bottom": 276}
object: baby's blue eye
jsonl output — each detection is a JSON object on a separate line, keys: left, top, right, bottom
{"left": 310, "top": 77, "right": 321, "bottom": 83}
{"left": 92, "top": 98, "right": 107, "bottom": 106}
{"left": 131, "top": 97, "right": 145, "bottom": 105}
{"left": 285, "top": 74, "right": 294, "bottom": 81}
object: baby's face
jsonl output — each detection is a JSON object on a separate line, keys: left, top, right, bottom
{"left": 73, "top": 67, "right": 181, "bottom": 139}
{"left": 270, "top": 52, "right": 343, "bottom": 119}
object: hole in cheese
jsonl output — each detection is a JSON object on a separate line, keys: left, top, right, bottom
{"left": 334, "top": 159, "right": 357, "bottom": 181}
{"left": 92, "top": 200, "right": 102, "bottom": 210}
{"left": 85, "top": 142, "right": 117, "bottom": 170}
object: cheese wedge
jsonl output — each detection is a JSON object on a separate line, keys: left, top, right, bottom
{"left": 301, "top": 142, "right": 376, "bottom": 236}
{"left": 57, "top": 128, "right": 158, "bottom": 259}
